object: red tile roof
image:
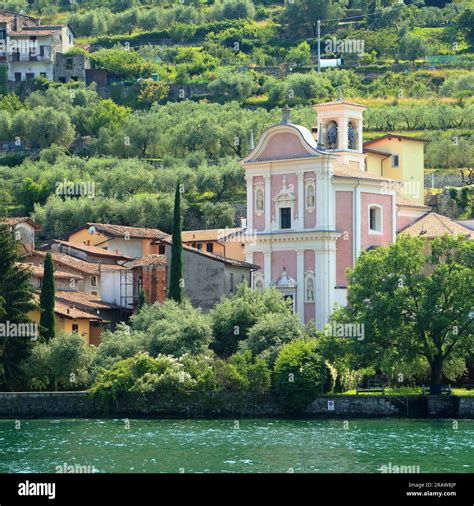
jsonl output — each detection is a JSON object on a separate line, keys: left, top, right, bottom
{"left": 78, "top": 223, "right": 170, "bottom": 241}
{"left": 53, "top": 240, "right": 133, "bottom": 261}
{"left": 396, "top": 196, "right": 430, "bottom": 209}
{"left": 364, "top": 134, "right": 429, "bottom": 146}
{"left": 0, "top": 217, "right": 42, "bottom": 230}
{"left": 129, "top": 254, "right": 167, "bottom": 268}
{"left": 399, "top": 212, "right": 473, "bottom": 239}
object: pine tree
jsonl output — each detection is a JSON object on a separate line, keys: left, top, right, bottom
{"left": 39, "top": 251, "right": 55, "bottom": 341}
{"left": 168, "top": 182, "right": 183, "bottom": 303}
{"left": 0, "top": 224, "right": 36, "bottom": 389}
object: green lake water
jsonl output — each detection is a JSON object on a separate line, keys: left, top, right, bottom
{"left": 0, "top": 418, "right": 473, "bottom": 473}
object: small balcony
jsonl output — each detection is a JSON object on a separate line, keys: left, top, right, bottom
{"left": 8, "top": 51, "right": 52, "bottom": 63}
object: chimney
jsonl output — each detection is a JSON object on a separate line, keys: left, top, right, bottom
{"left": 240, "top": 218, "right": 247, "bottom": 229}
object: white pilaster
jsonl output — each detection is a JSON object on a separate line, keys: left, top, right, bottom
{"left": 296, "top": 250, "right": 305, "bottom": 323}
{"left": 339, "top": 118, "right": 348, "bottom": 151}
{"left": 245, "top": 176, "right": 253, "bottom": 232}
{"left": 354, "top": 184, "right": 361, "bottom": 259}
{"left": 264, "top": 175, "right": 271, "bottom": 231}
{"left": 297, "top": 173, "right": 304, "bottom": 230}
{"left": 316, "top": 157, "right": 335, "bottom": 231}
{"left": 264, "top": 252, "right": 272, "bottom": 288}
{"left": 392, "top": 191, "right": 397, "bottom": 243}
{"left": 314, "top": 240, "right": 337, "bottom": 330}
{"left": 245, "top": 253, "right": 253, "bottom": 264}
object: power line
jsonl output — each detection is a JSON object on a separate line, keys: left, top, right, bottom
{"left": 319, "top": 2, "right": 410, "bottom": 24}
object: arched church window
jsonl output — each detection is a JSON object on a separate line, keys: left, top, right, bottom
{"left": 326, "top": 121, "right": 338, "bottom": 149}
{"left": 255, "top": 188, "right": 264, "bottom": 213}
{"left": 306, "top": 184, "right": 315, "bottom": 209}
{"left": 348, "top": 121, "right": 358, "bottom": 150}
{"left": 304, "top": 272, "right": 315, "bottom": 303}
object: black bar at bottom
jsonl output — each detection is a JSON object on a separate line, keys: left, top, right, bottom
{"left": 0, "top": 473, "right": 471, "bottom": 506}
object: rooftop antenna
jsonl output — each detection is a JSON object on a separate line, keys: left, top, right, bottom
{"left": 281, "top": 104, "right": 291, "bottom": 124}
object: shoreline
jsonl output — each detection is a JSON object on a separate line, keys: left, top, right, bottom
{"left": 1, "top": 391, "right": 473, "bottom": 419}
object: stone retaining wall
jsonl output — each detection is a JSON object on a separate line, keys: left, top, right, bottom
{"left": 0, "top": 392, "right": 473, "bottom": 418}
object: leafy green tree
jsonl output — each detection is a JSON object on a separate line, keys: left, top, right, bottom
{"left": 138, "top": 79, "right": 169, "bottom": 108}
{"left": 398, "top": 33, "right": 427, "bottom": 62}
{"left": 82, "top": 99, "right": 131, "bottom": 136}
{"left": 209, "top": 284, "right": 292, "bottom": 357}
{"left": 287, "top": 41, "right": 311, "bottom": 66}
{"left": 208, "top": 69, "right": 258, "bottom": 101}
{"left": 131, "top": 300, "right": 212, "bottom": 357}
{"left": 91, "top": 323, "right": 146, "bottom": 373}
{"left": 90, "top": 47, "right": 160, "bottom": 79}
{"left": 14, "top": 177, "right": 50, "bottom": 215}
{"left": 279, "top": 0, "right": 347, "bottom": 38}
{"left": 239, "top": 312, "right": 304, "bottom": 365}
{"left": 274, "top": 338, "right": 327, "bottom": 411}
{"left": 0, "top": 225, "right": 37, "bottom": 390}
{"left": 22, "top": 333, "right": 95, "bottom": 391}
{"left": 168, "top": 183, "right": 183, "bottom": 303}
{"left": 200, "top": 202, "right": 236, "bottom": 229}
{"left": 337, "top": 235, "right": 474, "bottom": 387}
{"left": 210, "top": 0, "right": 256, "bottom": 20}
{"left": 39, "top": 252, "right": 55, "bottom": 341}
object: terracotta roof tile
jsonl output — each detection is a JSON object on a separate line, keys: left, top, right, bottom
{"left": 0, "top": 217, "right": 42, "bottom": 229}
{"left": 32, "top": 293, "right": 103, "bottom": 321}
{"left": 399, "top": 212, "right": 473, "bottom": 239}
{"left": 129, "top": 254, "right": 167, "bottom": 268}
{"left": 53, "top": 240, "right": 133, "bottom": 260}
{"left": 396, "top": 196, "right": 430, "bottom": 209}
{"left": 83, "top": 223, "right": 170, "bottom": 240}
{"left": 55, "top": 291, "right": 120, "bottom": 311}
{"left": 24, "top": 264, "right": 84, "bottom": 280}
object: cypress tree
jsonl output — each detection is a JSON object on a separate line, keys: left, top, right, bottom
{"left": 168, "top": 182, "right": 183, "bottom": 303}
{"left": 0, "top": 224, "right": 36, "bottom": 389}
{"left": 137, "top": 288, "right": 146, "bottom": 310}
{"left": 39, "top": 251, "right": 55, "bottom": 340}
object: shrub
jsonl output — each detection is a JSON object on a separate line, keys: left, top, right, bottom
{"left": 22, "top": 333, "right": 95, "bottom": 391}
{"left": 131, "top": 300, "right": 213, "bottom": 357}
{"left": 273, "top": 339, "right": 327, "bottom": 411}
{"left": 210, "top": 284, "right": 292, "bottom": 357}
{"left": 89, "top": 352, "right": 194, "bottom": 402}
{"left": 214, "top": 350, "right": 271, "bottom": 394}
{"left": 239, "top": 312, "right": 304, "bottom": 365}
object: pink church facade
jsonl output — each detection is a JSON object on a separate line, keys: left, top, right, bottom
{"left": 241, "top": 100, "right": 428, "bottom": 329}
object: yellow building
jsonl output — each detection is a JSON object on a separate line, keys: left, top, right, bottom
{"left": 181, "top": 227, "right": 246, "bottom": 261}
{"left": 364, "top": 134, "right": 428, "bottom": 205}
{"left": 29, "top": 296, "right": 103, "bottom": 345}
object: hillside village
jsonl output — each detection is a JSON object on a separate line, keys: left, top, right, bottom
{"left": 1, "top": 95, "right": 472, "bottom": 346}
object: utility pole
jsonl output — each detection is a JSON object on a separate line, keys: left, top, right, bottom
{"left": 317, "top": 19, "right": 321, "bottom": 73}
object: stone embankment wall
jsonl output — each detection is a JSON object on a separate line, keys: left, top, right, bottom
{"left": 0, "top": 392, "right": 473, "bottom": 418}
